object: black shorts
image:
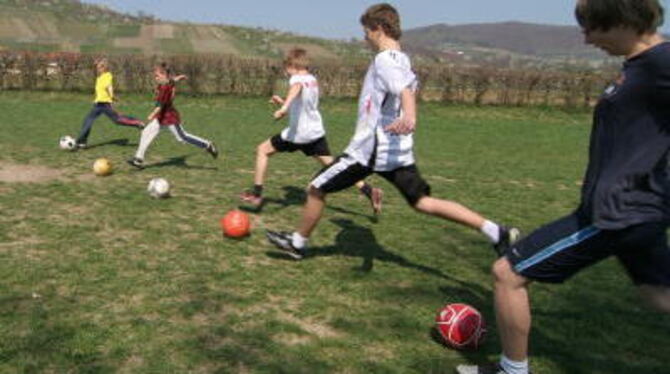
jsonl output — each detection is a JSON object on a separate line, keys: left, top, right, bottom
{"left": 270, "top": 134, "right": 331, "bottom": 156}
{"left": 309, "top": 154, "right": 431, "bottom": 206}
{"left": 506, "top": 213, "right": 670, "bottom": 286}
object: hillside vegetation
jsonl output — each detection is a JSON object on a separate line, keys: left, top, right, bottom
{"left": 0, "top": 0, "right": 368, "bottom": 60}
{"left": 404, "top": 22, "right": 601, "bottom": 58}
{"left": 0, "top": 0, "right": 620, "bottom": 69}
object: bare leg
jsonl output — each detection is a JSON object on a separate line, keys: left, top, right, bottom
{"left": 315, "top": 155, "right": 334, "bottom": 166}
{"left": 254, "top": 139, "right": 277, "bottom": 186}
{"left": 413, "top": 196, "right": 486, "bottom": 230}
{"left": 639, "top": 285, "right": 670, "bottom": 313}
{"left": 493, "top": 257, "right": 532, "bottom": 361}
{"left": 297, "top": 186, "right": 326, "bottom": 238}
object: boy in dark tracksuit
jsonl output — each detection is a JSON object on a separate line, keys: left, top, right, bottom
{"left": 457, "top": 1, "right": 670, "bottom": 373}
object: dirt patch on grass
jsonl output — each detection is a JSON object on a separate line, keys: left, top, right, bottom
{"left": 0, "top": 161, "right": 63, "bottom": 183}
{"left": 274, "top": 332, "right": 311, "bottom": 346}
{"left": 277, "top": 311, "right": 342, "bottom": 339}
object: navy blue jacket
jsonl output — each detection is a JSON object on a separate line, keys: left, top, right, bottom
{"left": 580, "top": 42, "right": 670, "bottom": 230}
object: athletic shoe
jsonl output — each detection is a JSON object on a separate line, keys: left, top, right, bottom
{"left": 75, "top": 142, "right": 88, "bottom": 150}
{"left": 370, "top": 187, "right": 383, "bottom": 215}
{"left": 240, "top": 191, "right": 264, "bottom": 208}
{"left": 126, "top": 157, "right": 144, "bottom": 170}
{"left": 455, "top": 364, "right": 509, "bottom": 374}
{"left": 266, "top": 230, "right": 306, "bottom": 260}
{"left": 206, "top": 142, "right": 219, "bottom": 159}
{"left": 494, "top": 226, "right": 522, "bottom": 256}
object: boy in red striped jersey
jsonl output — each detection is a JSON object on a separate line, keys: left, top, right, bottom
{"left": 127, "top": 63, "right": 218, "bottom": 169}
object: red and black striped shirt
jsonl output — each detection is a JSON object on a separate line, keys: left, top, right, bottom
{"left": 155, "top": 82, "right": 180, "bottom": 125}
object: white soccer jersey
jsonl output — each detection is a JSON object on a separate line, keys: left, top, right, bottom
{"left": 280, "top": 73, "right": 326, "bottom": 144}
{"left": 344, "top": 50, "right": 418, "bottom": 171}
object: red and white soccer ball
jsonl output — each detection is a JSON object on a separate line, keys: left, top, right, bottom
{"left": 435, "top": 303, "right": 486, "bottom": 350}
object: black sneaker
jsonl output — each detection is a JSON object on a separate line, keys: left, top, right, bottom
{"left": 206, "top": 142, "right": 219, "bottom": 159}
{"left": 76, "top": 142, "right": 88, "bottom": 150}
{"left": 266, "top": 230, "right": 306, "bottom": 260}
{"left": 455, "top": 364, "right": 510, "bottom": 374}
{"left": 126, "top": 157, "right": 144, "bottom": 170}
{"left": 493, "top": 226, "right": 521, "bottom": 256}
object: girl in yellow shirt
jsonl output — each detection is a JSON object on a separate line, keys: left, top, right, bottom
{"left": 74, "top": 58, "right": 144, "bottom": 148}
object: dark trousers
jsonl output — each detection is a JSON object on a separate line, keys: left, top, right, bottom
{"left": 76, "top": 103, "right": 143, "bottom": 144}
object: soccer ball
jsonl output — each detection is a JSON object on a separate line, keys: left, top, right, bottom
{"left": 147, "top": 177, "right": 170, "bottom": 199}
{"left": 93, "top": 158, "right": 113, "bottom": 176}
{"left": 220, "top": 210, "right": 250, "bottom": 238}
{"left": 435, "top": 303, "right": 486, "bottom": 350}
{"left": 59, "top": 135, "right": 76, "bottom": 151}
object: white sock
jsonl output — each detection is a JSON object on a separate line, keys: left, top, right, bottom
{"left": 480, "top": 220, "right": 500, "bottom": 243}
{"left": 291, "top": 232, "right": 307, "bottom": 249}
{"left": 499, "top": 354, "right": 529, "bottom": 374}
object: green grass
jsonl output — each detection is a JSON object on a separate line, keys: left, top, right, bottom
{"left": 0, "top": 92, "right": 668, "bottom": 373}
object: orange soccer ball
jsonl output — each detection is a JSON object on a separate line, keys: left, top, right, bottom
{"left": 221, "top": 210, "right": 250, "bottom": 238}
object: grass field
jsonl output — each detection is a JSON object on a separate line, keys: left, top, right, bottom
{"left": 0, "top": 92, "right": 668, "bottom": 374}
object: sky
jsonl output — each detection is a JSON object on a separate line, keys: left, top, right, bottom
{"left": 82, "top": 0, "right": 670, "bottom": 39}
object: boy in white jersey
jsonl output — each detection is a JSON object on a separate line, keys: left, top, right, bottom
{"left": 240, "top": 48, "right": 382, "bottom": 212}
{"left": 267, "top": 4, "right": 519, "bottom": 259}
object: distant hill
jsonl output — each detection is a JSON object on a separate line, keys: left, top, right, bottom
{"left": 0, "top": 0, "right": 368, "bottom": 60}
{"left": 403, "top": 22, "right": 608, "bottom": 64}
{"left": 0, "top": 1, "right": 614, "bottom": 68}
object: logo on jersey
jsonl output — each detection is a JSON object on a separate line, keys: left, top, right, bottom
{"left": 603, "top": 73, "right": 626, "bottom": 97}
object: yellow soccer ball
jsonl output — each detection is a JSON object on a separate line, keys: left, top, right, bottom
{"left": 93, "top": 158, "right": 113, "bottom": 176}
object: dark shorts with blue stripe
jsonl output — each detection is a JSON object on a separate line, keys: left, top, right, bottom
{"left": 505, "top": 212, "right": 670, "bottom": 285}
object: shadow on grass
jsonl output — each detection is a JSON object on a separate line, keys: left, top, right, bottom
{"left": 239, "top": 185, "right": 305, "bottom": 213}
{"left": 144, "top": 154, "right": 218, "bottom": 171}
{"left": 527, "top": 284, "right": 670, "bottom": 374}
{"left": 87, "top": 138, "right": 135, "bottom": 149}
{"left": 442, "top": 271, "right": 670, "bottom": 374}
{"left": 263, "top": 186, "right": 305, "bottom": 208}
{"left": 0, "top": 295, "right": 113, "bottom": 372}
{"left": 261, "top": 186, "right": 376, "bottom": 222}
{"left": 268, "top": 218, "right": 450, "bottom": 280}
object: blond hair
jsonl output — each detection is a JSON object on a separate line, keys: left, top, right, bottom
{"left": 284, "top": 48, "right": 309, "bottom": 70}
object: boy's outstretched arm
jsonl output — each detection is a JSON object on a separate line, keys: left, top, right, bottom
{"left": 273, "top": 83, "right": 303, "bottom": 119}
{"left": 173, "top": 74, "right": 188, "bottom": 83}
{"left": 270, "top": 95, "right": 284, "bottom": 105}
{"left": 386, "top": 87, "right": 416, "bottom": 135}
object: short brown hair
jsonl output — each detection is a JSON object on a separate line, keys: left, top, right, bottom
{"left": 155, "top": 62, "right": 174, "bottom": 77}
{"left": 575, "top": 0, "right": 664, "bottom": 33}
{"left": 360, "top": 3, "right": 402, "bottom": 40}
{"left": 284, "top": 48, "right": 309, "bottom": 70}
{"left": 95, "top": 57, "right": 108, "bottom": 69}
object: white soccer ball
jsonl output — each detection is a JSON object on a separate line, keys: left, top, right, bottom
{"left": 59, "top": 135, "right": 76, "bottom": 151}
{"left": 147, "top": 177, "right": 170, "bottom": 199}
